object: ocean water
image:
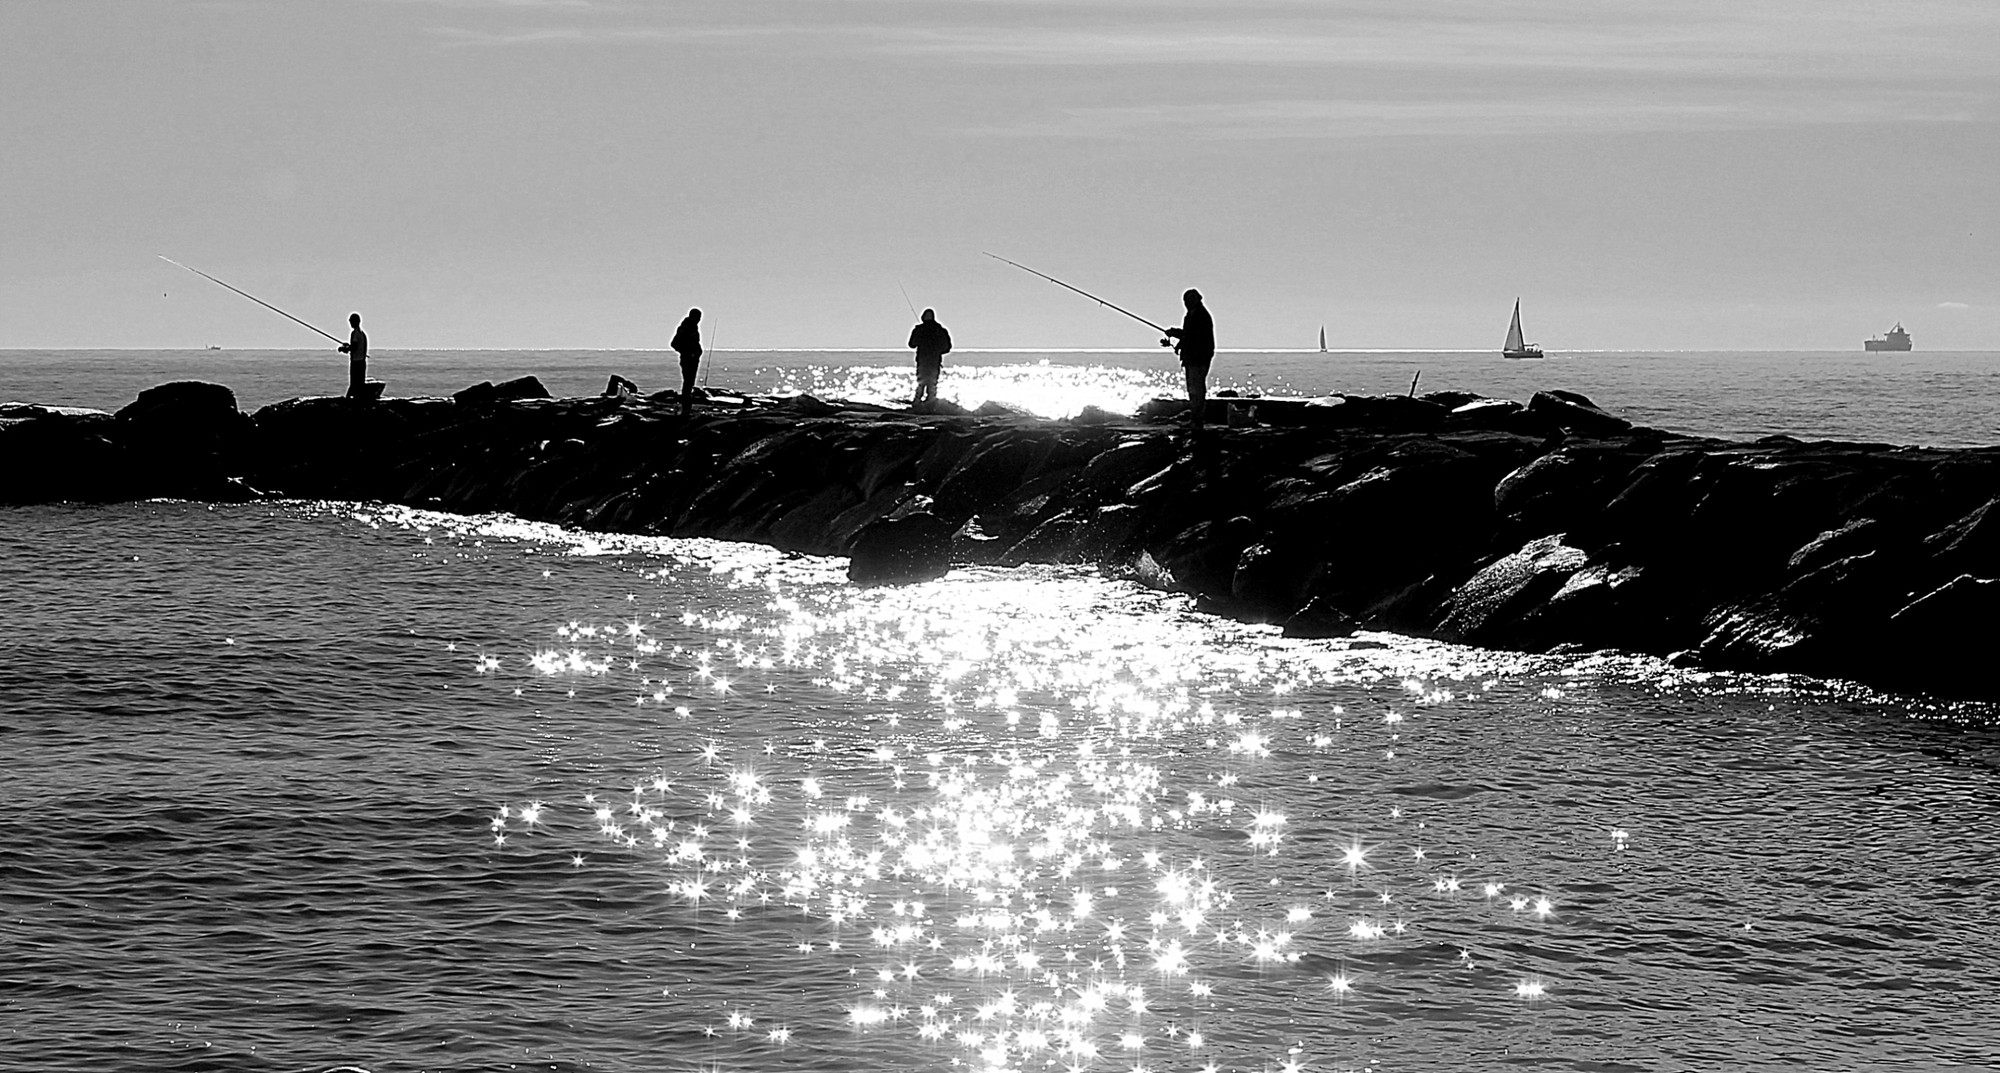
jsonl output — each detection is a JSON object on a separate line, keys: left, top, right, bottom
{"left": 4, "top": 346, "right": 1999, "bottom": 446}
{"left": 5, "top": 352, "right": 2000, "bottom": 1072}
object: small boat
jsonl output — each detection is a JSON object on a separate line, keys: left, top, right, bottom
{"left": 1503, "top": 299, "right": 1543, "bottom": 359}
{"left": 1318, "top": 326, "right": 1327, "bottom": 352}
{"left": 1864, "top": 323, "right": 1912, "bottom": 352}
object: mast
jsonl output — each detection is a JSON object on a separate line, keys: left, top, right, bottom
{"left": 1505, "top": 299, "right": 1526, "bottom": 353}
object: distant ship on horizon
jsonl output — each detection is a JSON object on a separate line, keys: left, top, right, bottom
{"left": 1502, "top": 299, "right": 1543, "bottom": 359}
{"left": 1864, "top": 323, "right": 1912, "bottom": 352}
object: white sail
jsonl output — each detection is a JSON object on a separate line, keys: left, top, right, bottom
{"left": 1504, "top": 299, "right": 1526, "bottom": 353}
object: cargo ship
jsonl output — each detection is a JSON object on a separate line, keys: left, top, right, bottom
{"left": 1864, "top": 323, "right": 1912, "bottom": 352}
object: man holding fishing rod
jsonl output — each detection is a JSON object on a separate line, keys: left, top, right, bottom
{"left": 981, "top": 253, "right": 1215, "bottom": 434}
{"left": 337, "top": 313, "right": 369, "bottom": 399}
{"left": 1161, "top": 288, "right": 1214, "bottom": 432}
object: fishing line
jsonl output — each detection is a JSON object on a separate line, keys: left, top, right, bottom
{"left": 982, "top": 252, "right": 1169, "bottom": 335}
{"left": 158, "top": 256, "right": 343, "bottom": 344}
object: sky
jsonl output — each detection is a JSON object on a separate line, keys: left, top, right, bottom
{"left": 2, "top": 0, "right": 1996, "bottom": 351}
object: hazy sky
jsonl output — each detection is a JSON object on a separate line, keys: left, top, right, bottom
{"left": 3, "top": 0, "right": 1996, "bottom": 350}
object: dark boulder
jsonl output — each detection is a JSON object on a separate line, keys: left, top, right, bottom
{"left": 1442, "top": 397, "right": 1524, "bottom": 431}
{"left": 1925, "top": 496, "right": 2000, "bottom": 580}
{"left": 1152, "top": 516, "right": 1261, "bottom": 599}
{"left": 114, "top": 380, "right": 253, "bottom": 453}
{"left": 848, "top": 510, "right": 955, "bottom": 584}
{"left": 1069, "top": 405, "right": 1122, "bottom": 425}
{"left": 1232, "top": 541, "right": 1320, "bottom": 620}
{"left": 1494, "top": 441, "right": 1653, "bottom": 538}
{"left": 112, "top": 380, "right": 254, "bottom": 496}
{"left": 454, "top": 376, "right": 551, "bottom": 406}
{"left": 931, "top": 432, "right": 1053, "bottom": 519}
{"left": 1075, "top": 436, "right": 1179, "bottom": 500}
{"left": 1523, "top": 390, "right": 1631, "bottom": 437}
{"left": 771, "top": 393, "right": 839, "bottom": 418}
{"left": 1435, "top": 534, "right": 1591, "bottom": 641}
{"left": 1420, "top": 390, "right": 1486, "bottom": 410}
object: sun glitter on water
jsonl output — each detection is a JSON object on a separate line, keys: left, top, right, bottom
{"left": 458, "top": 528, "right": 1578, "bottom": 1073}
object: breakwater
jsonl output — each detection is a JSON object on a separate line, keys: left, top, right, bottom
{"left": 5, "top": 380, "right": 1996, "bottom": 699}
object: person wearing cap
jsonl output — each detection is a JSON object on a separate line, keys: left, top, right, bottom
{"left": 907, "top": 308, "right": 952, "bottom": 409}
{"left": 1161, "top": 288, "right": 1214, "bottom": 430}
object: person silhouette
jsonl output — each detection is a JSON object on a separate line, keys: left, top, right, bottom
{"left": 1161, "top": 288, "right": 1213, "bottom": 430}
{"left": 336, "top": 312, "right": 369, "bottom": 399}
{"left": 672, "top": 308, "right": 703, "bottom": 416}
{"left": 907, "top": 308, "right": 952, "bottom": 409}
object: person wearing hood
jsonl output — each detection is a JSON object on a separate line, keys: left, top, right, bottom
{"left": 671, "top": 307, "right": 703, "bottom": 416}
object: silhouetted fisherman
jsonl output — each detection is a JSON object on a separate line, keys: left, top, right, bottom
{"left": 1161, "top": 288, "right": 1214, "bottom": 430}
{"left": 672, "top": 307, "right": 703, "bottom": 416}
{"left": 907, "top": 308, "right": 952, "bottom": 409}
{"left": 337, "top": 312, "right": 369, "bottom": 399}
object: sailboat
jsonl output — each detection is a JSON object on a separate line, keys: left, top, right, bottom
{"left": 1503, "top": 299, "right": 1543, "bottom": 359}
{"left": 1318, "top": 326, "right": 1327, "bottom": 352}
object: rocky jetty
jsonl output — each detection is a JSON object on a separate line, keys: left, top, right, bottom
{"left": 6, "top": 381, "right": 1999, "bottom": 699}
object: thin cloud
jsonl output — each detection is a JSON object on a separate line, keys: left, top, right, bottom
{"left": 1938, "top": 301, "right": 1972, "bottom": 309}
{"left": 874, "top": 3, "right": 2000, "bottom": 78}
{"left": 431, "top": 23, "right": 820, "bottom": 48}
{"left": 965, "top": 90, "right": 1980, "bottom": 140}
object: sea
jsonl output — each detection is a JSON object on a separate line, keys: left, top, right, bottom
{"left": 4, "top": 348, "right": 2000, "bottom": 1073}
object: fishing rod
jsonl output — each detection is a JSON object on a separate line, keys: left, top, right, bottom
{"left": 897, "top": 279, "right": 918, "bottom": 319}
{"left": 982, "top": 252, "right": 1169, "bottom": 335}
{"left": 159, "top": 256, "right": 344, "bottom": 345}
{"left": 702, "top": 314, "right": 717, "bottom": 387}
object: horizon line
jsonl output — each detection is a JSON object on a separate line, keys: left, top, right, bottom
{"left": 5, "top": 346, "right": 1992, "bottom": 355}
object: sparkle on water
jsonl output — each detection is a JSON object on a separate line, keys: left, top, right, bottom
{"left": 391, "top": 505, "right": 1615, "bottom": 1071}
{"left": 759, "top": 359, "right": 1182, "bottom": 420}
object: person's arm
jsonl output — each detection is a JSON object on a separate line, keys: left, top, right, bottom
{"left": 909, "top": 326, "right": 922, "bottom": 349}
{"left": 938, "top": 328, "right": 951, "bottom": 354}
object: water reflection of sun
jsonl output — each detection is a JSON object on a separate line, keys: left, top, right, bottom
{"left": 415, "top": 512, "right": 1571, "bottom": 1071}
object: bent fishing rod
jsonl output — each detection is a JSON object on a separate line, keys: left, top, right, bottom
{"left": 982, "top": 252, "right": 1169, "bottom": 335}
{"left": 159, "top": 256, "right": 344, "bottom": 344}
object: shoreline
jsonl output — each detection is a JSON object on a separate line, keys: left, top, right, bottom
{"left": 5, "top": 379, "right": 1997, "bottom": 700}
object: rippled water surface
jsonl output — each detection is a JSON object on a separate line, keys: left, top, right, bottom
{"left": 4, "top": 502, "right": 1999, "bottom": 1072}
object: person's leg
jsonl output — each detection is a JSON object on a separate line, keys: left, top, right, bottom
{"left": 680, "top": 359, "right": 698, "bottom": 413}
{"left": 1184, "top": 362, "right": 1208, "bottom": 428}
{"left": 348, "top": 357, "right": 366, "bottom": 398}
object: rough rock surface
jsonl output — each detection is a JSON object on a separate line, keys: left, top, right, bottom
{"left": 7, "top": 381, "right": 2000, "bottom": 699}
